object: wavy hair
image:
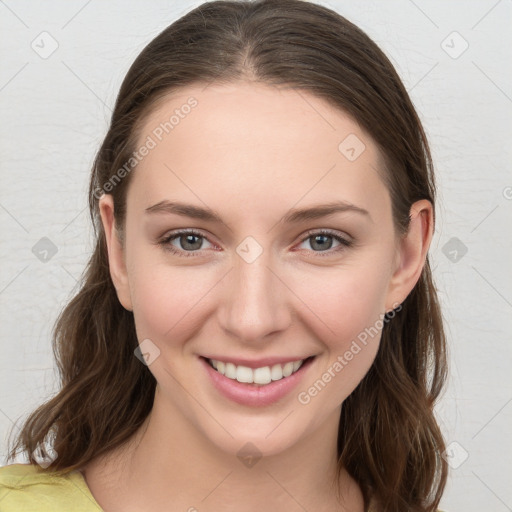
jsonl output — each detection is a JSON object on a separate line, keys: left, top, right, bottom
{"left": 8, "top": 1, "right": 448, "bottom": 510}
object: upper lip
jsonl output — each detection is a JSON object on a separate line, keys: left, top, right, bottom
{"left": 200, "top": 355, "right": 314, "bottom": 369}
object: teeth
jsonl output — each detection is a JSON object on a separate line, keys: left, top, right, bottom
{"left": 209, "top": 358, "right": 305, "bottom": 385}
{"left": 282, "top": 362, "right": 294, "bottom": 377}
{"left": 253, "top": 366, "right": 272, "bottom": 385}
{"left": 270, "top": 364, "right": 283, "bottom": 381}
{"left": 225, "top": 362, "right": 237, "bottom": 379}
{"left": 236, "top": 365, "right": 253, "bottom": 383}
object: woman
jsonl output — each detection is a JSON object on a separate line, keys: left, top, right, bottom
{"left": 1, "top": 1, "right": 448, "bottom": 510}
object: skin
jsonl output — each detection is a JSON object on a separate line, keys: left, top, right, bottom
{"left": 83, "top": 81, "right": 433, "bottom": 512}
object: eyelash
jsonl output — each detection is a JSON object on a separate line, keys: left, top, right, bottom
{"left": 157, "top": 229, "right": 353, "bottom": 258}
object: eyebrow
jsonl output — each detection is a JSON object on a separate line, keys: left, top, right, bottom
{"left": 145, "top": 200, "right": 372, "bottom": 225}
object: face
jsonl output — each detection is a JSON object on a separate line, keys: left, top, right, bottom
{"left": 100, "top": 81, "right": 431, "bottom": 458}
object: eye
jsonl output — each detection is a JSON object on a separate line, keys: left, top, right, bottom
{"left": 158, "top": 230, "right": 215, "bottom": 258}
{"left": 296, "top": 229, "right": 353, "bottom": 256}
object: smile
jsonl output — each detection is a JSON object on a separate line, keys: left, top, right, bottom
{"left": 207, "top": 357, "right": 306, "bottom": 385}
{"left": 200, "top": 355, "right": 316, "bottom": 407}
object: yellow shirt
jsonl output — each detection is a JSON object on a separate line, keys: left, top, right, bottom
{"left": 0, "top": 463, "right": 103, "bottom": 511}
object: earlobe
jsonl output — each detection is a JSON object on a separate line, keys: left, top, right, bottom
{"left": 385, "top": 199, "right": 434, "bottom": 311}
{"left": 98, "top": 195, "right": 133, "bottom": 312}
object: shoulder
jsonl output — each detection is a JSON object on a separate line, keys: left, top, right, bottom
{"left": 0, "top": 463, "right": 102, "bottom": 511}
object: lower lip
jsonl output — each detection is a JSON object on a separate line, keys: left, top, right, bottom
{"left": 200, "top": 356, "right": 315, "bottom": 407}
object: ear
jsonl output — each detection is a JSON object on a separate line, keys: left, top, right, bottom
{"left": 98, "top": 194, "right": 133, "bottom": 311}
{"left": 385, "top": 199, "right": 434, "bottom": 311}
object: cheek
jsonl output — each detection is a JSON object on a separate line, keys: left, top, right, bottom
{"left": 292, "top": 259, "right": 393, "bottom": 387}
{"left": 128, "top": 255, "right": 217, "bottom": 344}
{"left": 293, "top": 272, "right": 387, "bottom": 405}
{"left": 293, "top": 262, "right": 391, "bottom": 344}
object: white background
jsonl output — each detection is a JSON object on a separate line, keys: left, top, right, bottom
{"left": 1, "top": 1, "right": 511, "bottom": 510}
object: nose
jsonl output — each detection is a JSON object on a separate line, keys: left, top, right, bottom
{"left": 219, "top": 247, "right": 291, "bottom": 344}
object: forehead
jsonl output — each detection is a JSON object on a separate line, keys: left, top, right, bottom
{"left": 128, "top": 81, "right": 390, "bottom": 221}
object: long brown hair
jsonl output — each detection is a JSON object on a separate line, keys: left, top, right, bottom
{"left": 7, "top": 1, "right": 448, "bottom": 510}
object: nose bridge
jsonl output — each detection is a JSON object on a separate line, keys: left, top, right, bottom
{"left": 221, "top": 237, "right": 290, "bottom": 342}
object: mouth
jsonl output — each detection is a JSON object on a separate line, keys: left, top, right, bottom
{"left": 199, "top": 355, "right": 316, "bottom": 407}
